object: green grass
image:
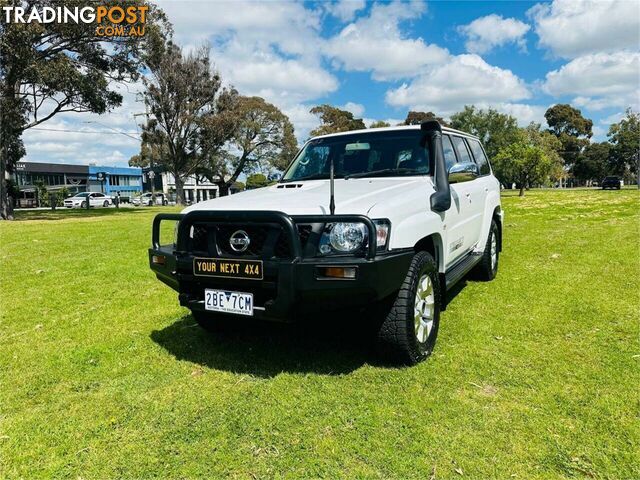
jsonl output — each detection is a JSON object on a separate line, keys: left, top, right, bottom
{"left": 1, "top": 190, "right": 639, "bottom": 478}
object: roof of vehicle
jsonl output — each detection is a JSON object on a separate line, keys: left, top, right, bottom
{"left": 310, "top": 124, "right": 480, "bottom": 142}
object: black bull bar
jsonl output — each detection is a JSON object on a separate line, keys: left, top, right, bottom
{"left": 152, "top": 210, "right": 378, "bottom": 259}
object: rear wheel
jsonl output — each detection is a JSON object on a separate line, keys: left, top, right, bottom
{"left": 376, "top": 251, "right": 440, "bottom": 365}
{"left": 474, "top": 220, "right": 499, "bottom": 281}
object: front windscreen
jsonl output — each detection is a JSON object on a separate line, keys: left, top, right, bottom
{"left": 282, "top": 130, "right": 430, "bottom": 182}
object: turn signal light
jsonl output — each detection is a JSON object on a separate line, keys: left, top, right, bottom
{"left": 152, "top": 255, "right": 166, "bottom": 265}
{"left": 317, "top": 266, "right": 357, "bottom": 279}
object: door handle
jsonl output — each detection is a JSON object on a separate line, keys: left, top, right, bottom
{"left": 484, "top": 187, "right": 489, "bottom": 192}
{"left": 465, "top": 192, "right": 471, "bottom": 197}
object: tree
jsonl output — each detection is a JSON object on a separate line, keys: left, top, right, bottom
{"left": 309, "top": 104, "right": 365, "bottom": 137}
{"left": 139, "top": 43, "right": 237, "bottom": 204}
{"left": 573, "top": 142, "right": 611, "bottom": 184}
{"left": 403, "top": 111, "right": 449, "bottom": 127}
{"left": 449, "top": 106, "right": 519, "bottom": 159}
{"left": 493, "top": 124, "right": 561, "bottom": 196}
{"left": 369, "top": 120, "right": 391, "bottom": 128}
{"left": 201, "top": 96, "right": 296, "bottom": 196}
{"left": 246, "top": 173, "right": 269, "bottom": 189}
{"left": 0, "top": 0, "right": 167, "bottom": 219}
{"left": 545, "top": 104, "right": 593, "bottom": 168}
{"left": 607, "top": 108, "right": 639, "bottom": 184}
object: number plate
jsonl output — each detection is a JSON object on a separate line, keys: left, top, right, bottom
{"left": 193, "top": 257, "right": 263, "bottom": 280}
{"left": 204, "top": 289, "right": 253, "bottom": 316}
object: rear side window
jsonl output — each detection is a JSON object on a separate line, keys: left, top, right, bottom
{"left": 467, "top": 139, "right": 491, "bottom": 175}
{"left": 442, "top": 135, "right": 457, "bottom": 172}
{"left": 451, "top": 136, "right": 472, "bottom": 164}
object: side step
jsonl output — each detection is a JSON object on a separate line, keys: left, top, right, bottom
{"left": 444, "top": 252, "right": 482, "bottom": 291}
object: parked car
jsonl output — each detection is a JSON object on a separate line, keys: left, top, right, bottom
{"left": 133, "top": 192, "right": 169, "bottom": 206}
{"left": 149, "top": 121, "right": 503, "bottom": 365}
{"left": 601, "top": 176, "right": 621, "bottom": 190}
{"left": 63, "top": 192, "right": 112, "bottom": 208}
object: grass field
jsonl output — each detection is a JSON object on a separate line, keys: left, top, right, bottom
{"left": 1, "top": 189, "right": 639, "bottom": 478}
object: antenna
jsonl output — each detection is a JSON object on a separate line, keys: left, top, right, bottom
{"left": 329, "top": 154, "right": 335, "bottom": 215}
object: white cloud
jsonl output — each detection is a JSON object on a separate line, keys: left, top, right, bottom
{"left": 325, "top": 0, "right": 366, "bottom": 22}
{"left": 280, "top": 104, "right": 321, "bottom": 143}
{"left": 492, "top": 103, "right": 549, "bottom": 127}
{"left": 157, "top": 1, "right": 323, "bottom": 58}
{"left": 155, "top": 0, "right": 338, "bottom": 144}
{"left": 385, "top": 54, "right": 530, "bottom": 116}
{"left": 543, "top": 51, "right": 640, "bottom": 110}
{"left": 216, "top": 42, "right": 338, "bottom": 104}
{"left": 340, "top": 102, "right": 365, "bottom": 117}
{"left": 458, "top": 14, "right": 530, "bottom": 54}
{"left": 528, "top": 0, "right": 640, "bottom": 58}
{"left": 325, "top": 0, "right": 449, "bottom": 80}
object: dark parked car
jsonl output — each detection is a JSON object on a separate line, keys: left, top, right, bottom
{"left": 602, "top": 176, "right": 621, "bottom": 190}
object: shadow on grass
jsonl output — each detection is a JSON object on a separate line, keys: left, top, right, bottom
{"left": 151, "top": 313, "right": 376, "bottom": 377}
{"left": 13, "top": 206, "right": 169, "bottom": 221}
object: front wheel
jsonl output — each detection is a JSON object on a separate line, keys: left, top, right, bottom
{"left": 191, "top": 310, "right": 240, "bottom": 333}
{"left": 103, "top": 200, "right": 109, "bottom": 207}
{"left": 80, "top": 201, "right": 87, "bottom": 209}
{"left": 376, "top": 251, "right": 441, "bottom": 365}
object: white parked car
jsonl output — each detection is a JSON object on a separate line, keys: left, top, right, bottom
{"left": 133, "top": 192, "right": 169, "bottom": 206}
{"left": 64, "top": 192, "right": 112, "bottom": 208}
{"left": 149, "top": 121, "right": 503, "bottom": 365}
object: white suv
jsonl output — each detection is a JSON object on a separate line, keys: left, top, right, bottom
{"left": 149, "top": 121, "right": 502, "bottom": 364}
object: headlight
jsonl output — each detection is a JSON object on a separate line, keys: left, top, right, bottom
{"left": 329, "top": 222, "right": 368, "bottom": 253}
{"left": 318, "top": 220, "right": 390, "bottom": 255}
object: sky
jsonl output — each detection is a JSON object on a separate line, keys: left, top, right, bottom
{"left": 22, "top": 0, "right": 640, "bottom": 167}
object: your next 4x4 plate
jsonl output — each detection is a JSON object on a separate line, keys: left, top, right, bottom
{"left": 193, "top": 257, "right": 263, "bottom": 280}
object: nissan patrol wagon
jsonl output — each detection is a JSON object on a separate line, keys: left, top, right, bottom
{"left": 149, "top": 121, "right": 502, "bottom": 364}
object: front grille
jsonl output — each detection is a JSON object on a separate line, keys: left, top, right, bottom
{"left": 187, "top": 223, "right": 317, "bottom": 259}
{"left": 216, "top": 225, "right": 269, "bottom": 256}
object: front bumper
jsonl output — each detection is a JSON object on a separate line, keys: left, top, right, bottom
{"left": 149, "top": 211, "right": 413, "bottom": 322}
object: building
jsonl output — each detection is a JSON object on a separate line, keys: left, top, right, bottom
{"left": 12, "top": 161, "right": 142, "bottom": 207}
{"left": 142, "top": 167, "right": 219, "bottom": 203}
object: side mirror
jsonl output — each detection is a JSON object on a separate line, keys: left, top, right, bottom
{"left": 448, "top": 162, "right": 479, "bottom": 184}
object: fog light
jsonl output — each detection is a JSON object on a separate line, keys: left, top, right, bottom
{"left": 152, "top": 255, "right": 166, "bottom": 265}
{"left": 317, "top": 266, "right": 357, "bottom": 279}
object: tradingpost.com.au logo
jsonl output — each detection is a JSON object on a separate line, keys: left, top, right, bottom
{"left": 1, "top": 4, "right": 148, "bottom": 37}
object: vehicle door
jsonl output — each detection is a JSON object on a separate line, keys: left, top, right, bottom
{"left": 441, "top": 135, "right": 469, "bottom": 265}
{"left": 466, "top": 137, "right": 494, "bottom": 245}
{"left": 444, "top": 135, "right": 483, "bottom": 265}
{"left": 90, "top": 193, "right": 104, "bottom": 206}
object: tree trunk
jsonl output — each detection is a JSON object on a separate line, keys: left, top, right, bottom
{"left": 174, "top": 174, "right": 185, "bottom": 205}
{"left": 0, "top": 149, "right": 13, "bottom": 220}
{"left": 519, "top": 185, "right": 525, "bottom": 196}
{"left": 0, "top": 88, "right": 16, "bottom": 220}
{"left": 216, "top": 181, "right": 230, "bottom": 197}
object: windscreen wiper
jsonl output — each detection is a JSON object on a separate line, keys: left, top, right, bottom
{"left": 345, "top": 168, "right": 419, "bottom": 180}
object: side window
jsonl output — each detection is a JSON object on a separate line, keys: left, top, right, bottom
{"left": 467, "top": 139, "right": 491, "bottom": 175}
{"left": 442, "top": 135, "right": 457, "bottom": 172}
{"left": 451, "top": 136, "right": 472, "bottom": 164}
